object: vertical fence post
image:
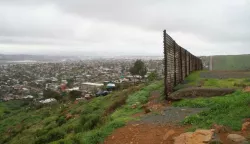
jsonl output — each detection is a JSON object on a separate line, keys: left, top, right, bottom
{"left": 193, "top": 56, "right": 195, "bottom": 71}
{"left": 196, "top": 57, "right": 198, "bottom": 70}
{"left": 173, "top": 41, "right": 177, "bottom": 86}
{"left": 179, "top": 47, "right": 183, "bottom": 82}
{"left": 163, "top": 30, "right": 167, "bottom": 98}
{"left": 188, "top": 52, "right": 190, "bottom": 75}
{"left": 185, "top": 50, "right": 187, "bottom": 77}
{"left": 200, "top": 59, "right": 203, "bottom": 70}
{"left": 193, "top": 57, "right": 195, "bottom": 70}
{"left": 192, "top": 55, "right": 194, "bottom": 72}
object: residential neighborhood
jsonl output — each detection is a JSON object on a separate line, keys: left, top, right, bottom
{"left": 0, "top": 58, "right": 163, "bottom": 103}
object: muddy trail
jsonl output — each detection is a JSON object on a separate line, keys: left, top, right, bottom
{"left": 104, "top": 91, "right": 207, "bottom": 144}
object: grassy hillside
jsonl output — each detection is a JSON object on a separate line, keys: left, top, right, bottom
{"left": 201, "top": 54, "right": 250, "bottom": 71}
{"left": 0, "top": 81, "right": 163, "bottom": 144}
{"left": 173, "top": 71, "right": 250, "bottom": 131}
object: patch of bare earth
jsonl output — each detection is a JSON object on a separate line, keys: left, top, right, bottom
{"left": 244, "top": 86, "right": 250, "bottom": 92}
{"left": 105, "top": 91, "right": 203, "bottom": 144}
{"left": 104, "top": 123, "right": 189, "bottom": 144}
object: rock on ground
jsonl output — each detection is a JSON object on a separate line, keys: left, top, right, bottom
{"left": 242, "top": 122, "right": 250, "bottom": 131}
{"left": 212, "top": 124, "right": 231, "bottom": 133}
{"left": 163, "top": 129, "right": 175, "bottom": 141}
{"left": 227, "top": 134, "right": 247, "bottom": 144}
{"left": 174, "top": 129, "right": 222, "bottom": 144}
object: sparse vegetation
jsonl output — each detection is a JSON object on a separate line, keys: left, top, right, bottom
{"left": 147, "top": 70, "right": 158, "bottom": 82}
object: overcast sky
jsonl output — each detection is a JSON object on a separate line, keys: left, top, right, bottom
{"left": 0, "top": 0, "right": 250, "bottom": 56}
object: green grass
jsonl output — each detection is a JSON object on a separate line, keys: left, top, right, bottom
{"left": 0, "top": 81, "right": 164, "bottom": 144}
{"left": 0, "top": 104, "right": 4, "bottom": 118}
{"left": 203, "top": 78, "right": 250, "bottom": 88}
{"left": 174, "top": 71, "right": 250, "bottom": 90}
{"left": 173, "top": 71, "right": 250, "bottom": 131}
{"left": 53, "top": 81, "right": 164, "bottom": 144}
{"left": 75, "top": 81, "right": 164, "bottom": 144}
{"left": 173, "top": 91, "right": 250, "bottom": 130}
{"left": 174, "top": 71, "right": 202, "bottom": 90}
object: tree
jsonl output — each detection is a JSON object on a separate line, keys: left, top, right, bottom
{"left": 129, "top": 59, "right": 147, "bottom": 81}
{"left": 147, "top": 71, "right": 158, "bottom": 81}
{"left": 69, "top": 90, "right": 82, "bottom": 101}
{"left": 66, "top": 78, "right": 74, "bottom": 88}
{"left": 43, "top": 89, "right": 61, "bottom": 101}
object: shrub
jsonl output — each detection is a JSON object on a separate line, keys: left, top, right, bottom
{"left": 147, "top": 71, "right": 158, "bottom": 81}
{"left": 79, "top": 114, "right": 102, "bottom": 131}
{"left": 3, "top": 110, "right": 11, "bottom": 114}
{"left": 42, "top": 111, "right": 50, "bottom": 117}
{"left": 35, "top": 130, "right": 65, "bottom": 144}
{"left": 69, "top": 90, "right": 82, "bottom": 101}
{"left": 56, "top": 116, "right": 66, "bottom": 126}
{"left": 43, "top": 89, "right": 62, "bottom": 101}
{"left": 35, "top": 129, "right": 48, "bottom": 137}
{"left": 104, "top": 95, "right": 127, "bottom": 116}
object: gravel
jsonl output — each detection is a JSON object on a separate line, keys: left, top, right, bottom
{"left": 137, "top": 107, "right": 207, "bottom": 124}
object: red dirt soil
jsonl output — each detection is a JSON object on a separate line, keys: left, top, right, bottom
{"left": 104, "top": 123, "right": 250, "bottom": 144}
{"left": 104, "top": 123, "right": 189, "bottom": 144}
{"left": 244, "top": 86, "right": 250, "bottom": 92}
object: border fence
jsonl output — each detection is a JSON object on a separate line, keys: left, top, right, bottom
{"left": 163, "top": 30, "right": 203, "bottom": 98}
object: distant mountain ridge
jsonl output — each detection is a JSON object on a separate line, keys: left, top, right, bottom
{"left": 0, "top": 54, "right": 77, "bottom": 62}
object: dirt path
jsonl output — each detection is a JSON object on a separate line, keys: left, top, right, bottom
{"left": 104, "top": 91, "right": 206, "bottom": 144}
{"left": 104, "top": 123, "right": 189, "bottom": 144}
{"left": 138, "top": 107, "right": 206, "bottom": 124}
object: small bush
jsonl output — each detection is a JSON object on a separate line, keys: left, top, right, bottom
{"left": 35, "top": 130, "right": 65, "bottom": 144}
{"left": 35, "top": 129, "right": 48, "bottom": 137}
{"left": 69, "top": 90, "right": 82, "bottom": 101}
{"left": 104, "top": 96, "right": 127, "bottom": 116}
{"left": 56, "top": 116, "right": 66, "bottom": 126}
{"left": 42, "top": 111, "right": 50, "bottom": 117}
{"left": 3, "top": 110, "right": 11, "bottom": 114}
{"left": 79, "top": 114, "right": 102, "bottom": 131}
{"left": 45, "top": 122, "right": 57, "bottom": 131}
{"left": 66, "top": 123, "right": 77, "bottom": 133}
{"left": 43, "top": 89, "right": 62, "bottom": 101}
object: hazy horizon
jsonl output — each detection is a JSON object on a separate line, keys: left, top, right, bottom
{"left": 1, "top": 0, "right": 250, "bottom": 56}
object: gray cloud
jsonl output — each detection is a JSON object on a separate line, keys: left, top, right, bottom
{"left": 0, "top": 0, "right": 250, "bottom": 56}
{"left": 54, "top": 0, "right": 250, "bottom": 42}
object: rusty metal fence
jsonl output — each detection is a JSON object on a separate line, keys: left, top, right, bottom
{"left": 163, "top": 30, "right": 202, "bottom": 98}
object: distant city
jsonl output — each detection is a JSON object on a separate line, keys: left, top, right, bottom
{"left": 0, "top": 53, "right": 163, "bottom": 102}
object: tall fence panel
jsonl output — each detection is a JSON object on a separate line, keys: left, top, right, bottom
{"left": 163, "top": 30, "right": 202, "bottom": 98}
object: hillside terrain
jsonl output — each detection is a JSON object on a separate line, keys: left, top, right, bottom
{"left": 2, "top": 71, "right": 250, "bottom": 144}
{"left": 0, "top": 81, "right": 163, "bottom": 144}
{"left": 105, "top": 71, "right": 250, "bottom": 144}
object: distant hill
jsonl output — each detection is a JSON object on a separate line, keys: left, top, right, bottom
{"left": 201, "top": 54, "right": 250, "bottom": 71}
{"left": 0, "top": 54, "right": 80, "bottom": 64}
